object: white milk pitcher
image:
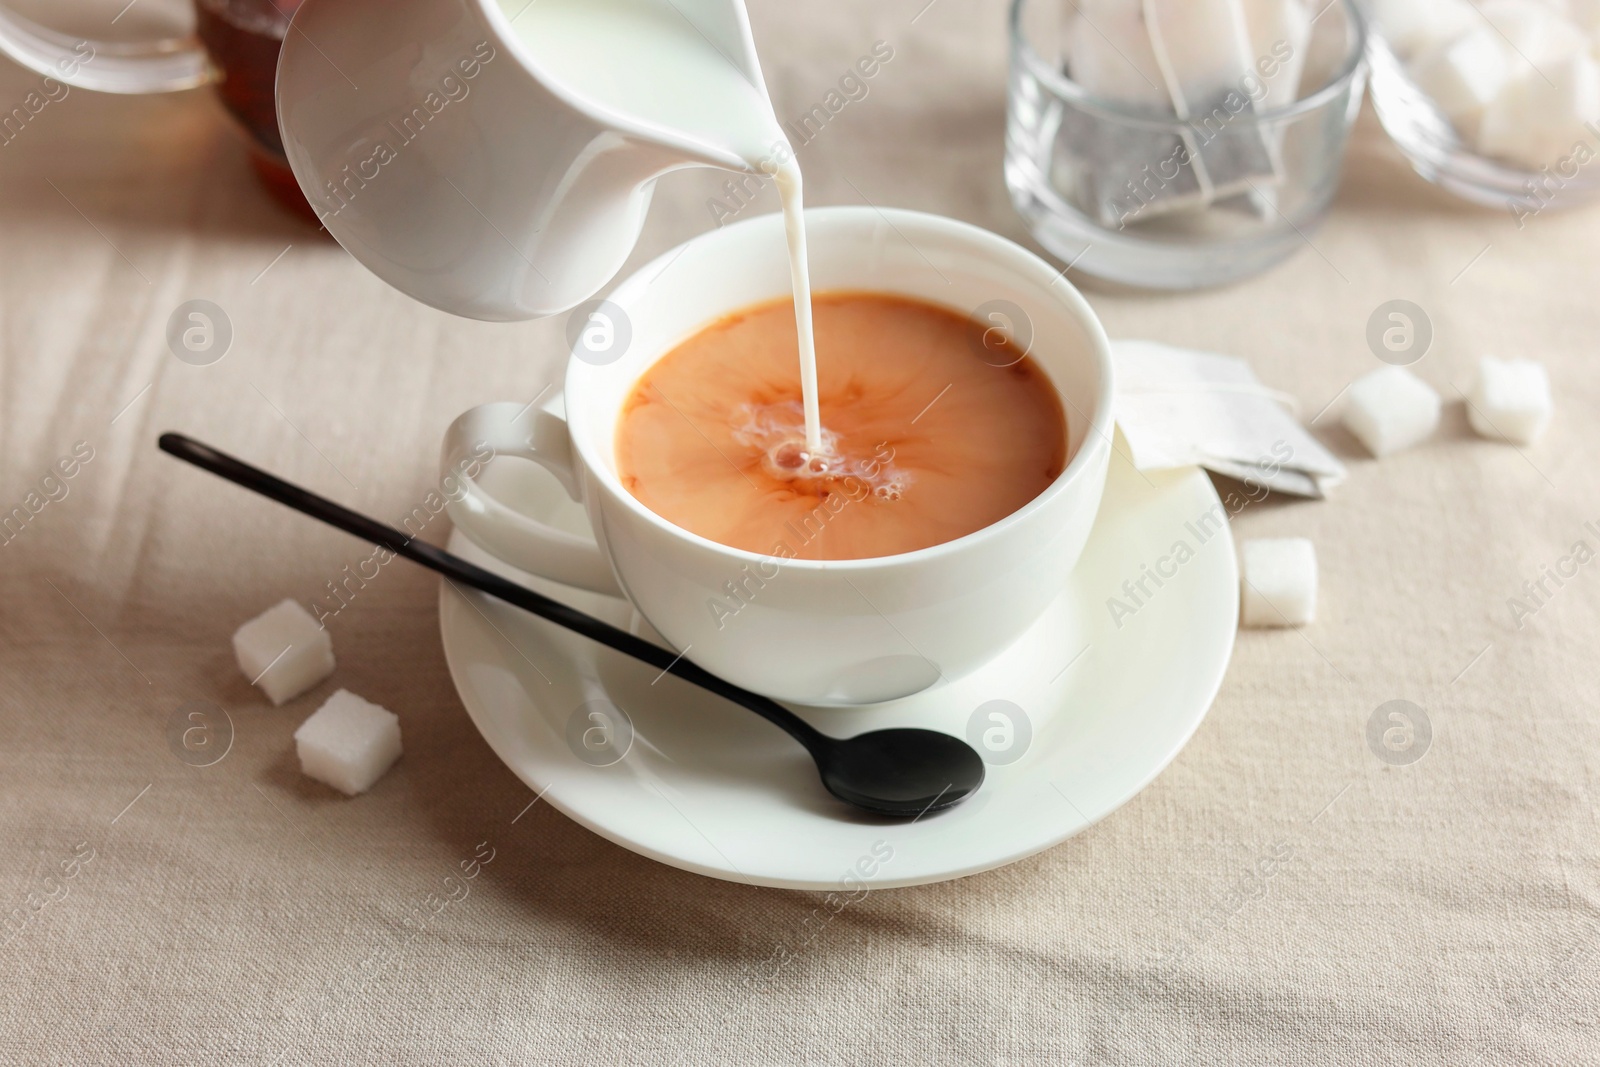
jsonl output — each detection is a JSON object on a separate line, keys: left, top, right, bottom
{"left": 0, "top": 1, "right": 782, "bottom": 319}
{"left": 274, "top": 0, "right": 785, "bottom": 320}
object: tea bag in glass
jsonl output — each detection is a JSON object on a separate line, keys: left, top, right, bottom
{"left": 1062, "top": 0, "right": 1300, "bottom": 227}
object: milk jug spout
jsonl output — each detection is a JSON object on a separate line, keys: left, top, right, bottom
{"left": 275, "top": 0, "right": 782, "bottom": 321}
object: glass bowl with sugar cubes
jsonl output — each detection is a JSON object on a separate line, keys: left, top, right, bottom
{"left": 1005, "top": 0, "right": 1368, "bottom": 289}
{"left": 1366, "top": 0, "right": 1600, "bottom": 214}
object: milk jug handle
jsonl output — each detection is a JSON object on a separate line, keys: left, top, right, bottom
{"left": 0, "top": 6, "right": 211, "bottom": 94}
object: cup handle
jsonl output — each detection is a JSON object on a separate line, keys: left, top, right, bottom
{"left": 441, "top": 401, "right": 624, "bottom": 598}
{"left": 0, "top": 8, "right": 212, "bottom": 94}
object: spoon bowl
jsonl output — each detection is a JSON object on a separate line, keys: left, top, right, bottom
{"left": 815, "top": 727, "right": 985, "bottom": 818}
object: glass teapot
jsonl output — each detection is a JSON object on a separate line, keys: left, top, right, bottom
{"left": 0, "top": 1, "right": 310, "bottom": 215}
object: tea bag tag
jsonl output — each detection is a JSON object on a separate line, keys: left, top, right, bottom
{"left": 1112, "top": 339, "right": 1346, "bottom": 498}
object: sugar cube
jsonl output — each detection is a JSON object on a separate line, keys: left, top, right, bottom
{"left": 293, "top": 689, "right": 402, "bottom": 796}
{"left": 1410, "top": 28, "right": 1511, "bottom": 126}
{"left": 1478, "top": 53, "right": 1600, "bottom": 168}
{"left": 232, "top": 598, "right": 335, "bottom": 706}
{"left": 1569, "top": 0, "right": 1600, "bottom": 47}
{"left": 1343, "top": 366, "right": 1442, "bottom": 457}
{"left": 1240, "top": 538, "right": 1317, "bottom": 628}
{"left": 1369, "top": 0, "right": 1478, "bottom": 58}
{"left": 1467, "top": 356, "right": 1553, "bottom": 444}
{"left": 1477, "top": 1, "right": 1588, "bottom": 69}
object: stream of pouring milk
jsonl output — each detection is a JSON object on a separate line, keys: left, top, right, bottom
{"left": 498, "top": 0, "right": 824, "bottom": 455}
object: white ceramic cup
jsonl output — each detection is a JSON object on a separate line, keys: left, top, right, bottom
{"left": 442, "top": 206, "right": 1114, "bottom": 706}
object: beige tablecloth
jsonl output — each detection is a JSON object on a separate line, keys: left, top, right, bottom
{"left": 2, "top": 1, "right": 1598, "bottom": 1063}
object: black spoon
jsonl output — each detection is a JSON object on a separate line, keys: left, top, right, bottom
{"left": 158, "top": 433, "right": 984, "bottom": 818}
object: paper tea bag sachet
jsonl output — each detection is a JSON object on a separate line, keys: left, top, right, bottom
{"left": 1063, "top": 0, "right": 1301, "bottom": 228}
{"left": 1063, "top": 0, "right": 1206, "bottom": 223}
{"left": 1113, "top": 339, "right": 1347, "bottom": 499}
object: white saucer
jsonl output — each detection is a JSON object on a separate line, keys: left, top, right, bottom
{"left": 438, "top": 444, "right": 1238, "bottom": 890}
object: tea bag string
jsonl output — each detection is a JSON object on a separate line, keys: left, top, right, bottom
{"left": 1140, "top": 0, "right": 1217, "bottom": 203}
{"left": 1141, "top": 0, "right": 1192, "bottom": 122}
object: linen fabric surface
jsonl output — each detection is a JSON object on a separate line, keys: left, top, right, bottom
{"left": 1, "top": 0, "right": 1597, "bottom": 1063}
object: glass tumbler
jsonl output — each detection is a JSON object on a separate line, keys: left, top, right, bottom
{"left": 1005, "top": 0, "right": 1368, "bottom": 289}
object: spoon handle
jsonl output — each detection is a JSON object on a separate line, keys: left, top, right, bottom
{"left": 156, "top": 433, "right": 826, "bottom": 752}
